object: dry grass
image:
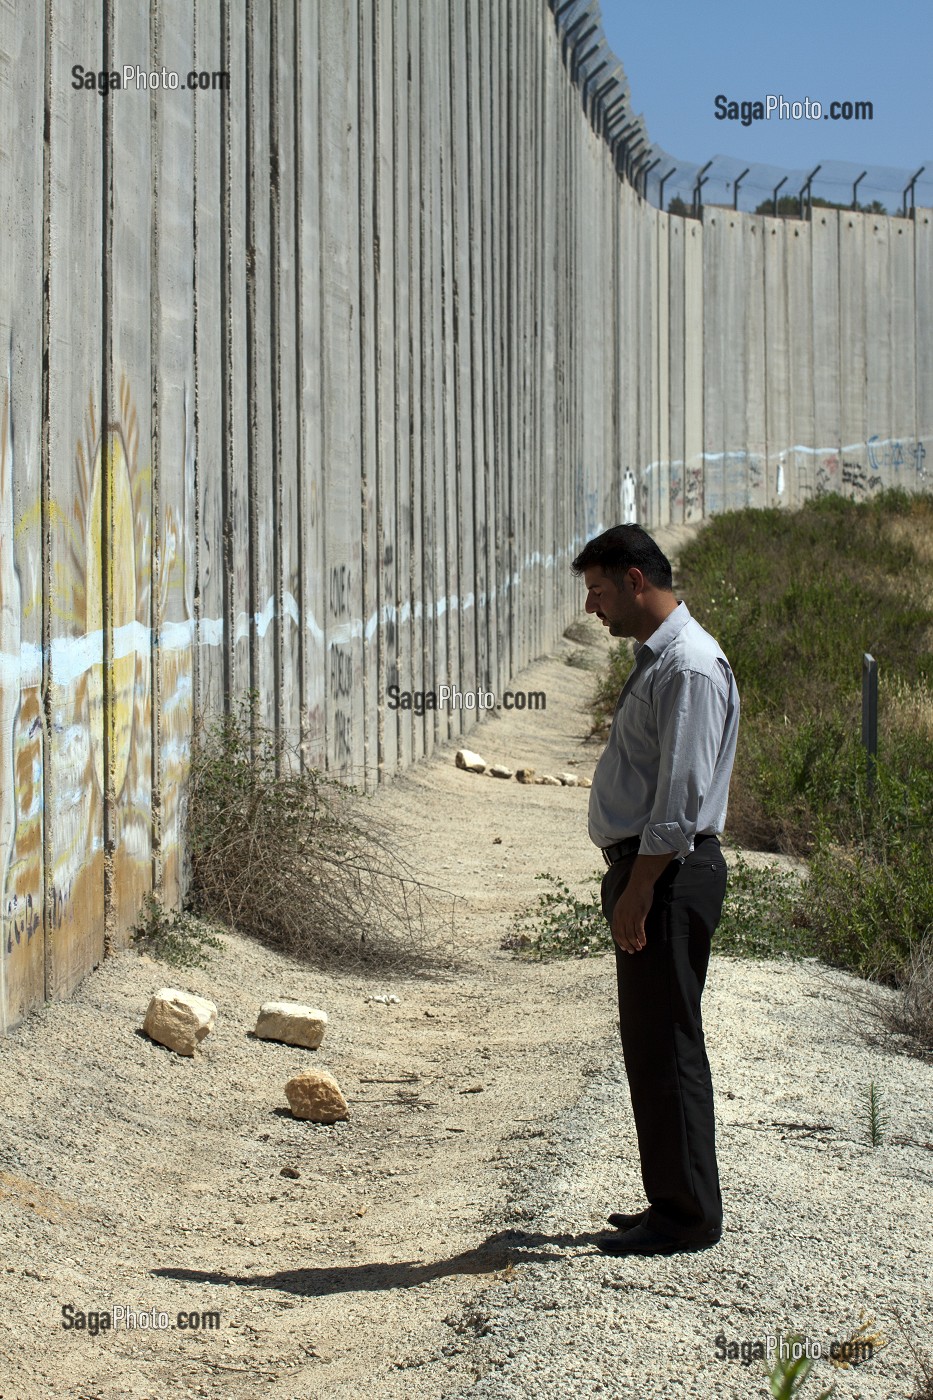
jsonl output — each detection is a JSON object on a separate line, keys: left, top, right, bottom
{"left": 882, "top": 675, "right": 933, "bottom": 743}
{"left": 185, "top": 700, "right": 448, "bottom": 972}
{"left": 883, "top": 932, "right": 933, "bottom": 1059}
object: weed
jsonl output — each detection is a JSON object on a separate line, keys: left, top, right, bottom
{"left": 503, "top": 872, "right": 609, "bottom": 959}
{"left": 132, "top": 893, "right": 224, "bottom": 970}
{"left": 764, "top": 1337, "right": 835, "bottom": 1398}
{"left": 860, "top": 1081, "right": 889, "bottom": 1147}
{"left": 588, "top": 640, "right": 634, "bottom": 739}
{"left": 714, "top": 853, "right": 811, "bottom": 960}
{"left": 565, "top": 648, "right": 603, "bottom": 672}
{"left": 185, "top": 694, "right": 439, "bottom": 970}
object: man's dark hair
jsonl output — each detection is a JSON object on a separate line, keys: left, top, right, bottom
{"left": 571, "top": 524, "right": 673, "bottom": 590}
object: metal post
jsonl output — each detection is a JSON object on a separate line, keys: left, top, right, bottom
{"left": 862, "top": 653, "right": 878, "bottom": 797}
{"left": 693, "top": 159, "right": 713, "bottom": 218}
{"left": 658, "top": 166, "right": 677, "bottom": 212}
{"left": 851, "top": 170, "right": 867, "bottom": 211}
{"left": 642, "top": 156, "right": 661, "bottom": 199}
{"left": 732, "top": 167, "right": 749, "bottom": 212}
{"left": 771, "top": 176, "right": 787, "bottom": 216}
{"left": 902, "top": 166, "right": 926, "bottom": 218}
{"left": 798, "top": 164, "right": 821, "bottom": 219}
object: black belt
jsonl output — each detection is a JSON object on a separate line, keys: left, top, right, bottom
{"left": 601, "top": 832, "right": 718, "bottom": 866}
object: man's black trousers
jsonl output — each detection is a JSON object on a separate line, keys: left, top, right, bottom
{"left": 601, "top": 840, "right": 728, "bottom": 1243}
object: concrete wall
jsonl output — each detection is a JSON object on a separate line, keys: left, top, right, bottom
{"left": 1, "top": 0, "right": 930, "bottom": 1031}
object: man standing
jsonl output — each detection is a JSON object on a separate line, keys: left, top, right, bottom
{"left": 571, "top": 524, "right": 739, "bottom": 1257}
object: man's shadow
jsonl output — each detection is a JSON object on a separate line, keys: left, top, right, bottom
{"left": 152, "top": 1228, "right": 600, "bottom": 1298}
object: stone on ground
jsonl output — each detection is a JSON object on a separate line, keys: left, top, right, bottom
{"left": 489, "top": 763, "right": 513, "bottom": 779}
{"left": 455, "top": 749, "right": 486, "bottom": 773}
{"left": 515, "top": 768, "right": 536, "bottom": 784}
{"left": 142, "top": 988, "right": 217, "bottom": 1057}
{"left": 254, "top": 1001, "right": 328, "bottom": 1050}
{"left": 284, "top": 1070, "right": 350, "bottom": 1123}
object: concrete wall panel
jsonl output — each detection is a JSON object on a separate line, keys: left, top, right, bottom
{"left": 296, "top": 0, "right": 326, "bottom": 770}
{"left": 194, "top": 0, "right": 225, "bottom": 726}
{"left": 44, "top": 0, "right": 105, "bottom": 1005}
{"left": 153, "top": 6, "right": 196, "bottom": 910}
{"left": 889, "top": 218, "right": 916, "bottom": 484}
{"left": 274, "top": 3, "right": 303, "bottom": 756}
{"left": 916, "top": 211, "right": 933, "bottom": 483}
{"left": 107, "top": 2, "right": 152, "bottom": 936}
{"left": 786, "top": 220, "right": 815, "bottom": 503}
{"left": 839, "top": 212, "right": 868, "bottom": 494}
{"left": 744, "top": 218, "right": 767, "bottom": 504}
{"left": 0, "top": 0, "right": 46, "bottom": 1030}
{"left": 811, "top": 210, "right": 842, "bottom": 495}
{"left": 667, "top": 217, "right": 685, "bottom": 524}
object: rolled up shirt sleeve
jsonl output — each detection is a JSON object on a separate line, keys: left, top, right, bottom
{"left": 638, "top": 667, "right": 730, "bottom": 858}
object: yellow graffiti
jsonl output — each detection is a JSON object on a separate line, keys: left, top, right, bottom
{"left": 85, "top": 430, "right": 138, "bottom": 799}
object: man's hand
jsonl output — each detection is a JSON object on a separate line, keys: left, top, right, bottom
{"left": 611, "top": 852, "right": 678, "bottom": 953}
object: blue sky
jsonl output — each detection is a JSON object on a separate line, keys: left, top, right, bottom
{"left": 595, "top": 0, "right": 932, "bottom": 213}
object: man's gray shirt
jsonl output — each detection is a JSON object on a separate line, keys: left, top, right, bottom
{"left": 588, "top": 601, "right": 740, "bottom": 857}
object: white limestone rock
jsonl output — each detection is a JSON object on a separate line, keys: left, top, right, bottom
{"left": 455, "top": 749, "right": 486, "bottom": 773}
{"left": 489, "top": 764, "right": 513, "bottom": 779}
{"left": 254, "top": 1001, "right": 328, "bottom": 1050}
{"left": 143, "top": 988, "right": 217, "bottom": 1057}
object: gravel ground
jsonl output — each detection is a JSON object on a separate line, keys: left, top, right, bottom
{"left": 459, "top": 956, "right": 933, "bottom": 1399}
{"left": 2, "top": 520, "right": 931, "bottom": 1399}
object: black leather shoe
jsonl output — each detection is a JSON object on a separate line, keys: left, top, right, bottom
{"left": 594, "top": 1222, "right": 721, "bottom": 1257}
{"left": 606, "top": 1209, "right": 649, "bottom": 1231}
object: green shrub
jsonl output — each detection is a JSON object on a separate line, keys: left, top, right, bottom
{"left": 503, "top": 872, "right": 609, "bottom": 959}
{"left": 588, "top": 640, "right": 634, "bottom": 738}
{"left": 715, "top": 854, "right": 811, "bottom": 960}
{"left": 132, "top": 893, "right": 224, "bottom": 969}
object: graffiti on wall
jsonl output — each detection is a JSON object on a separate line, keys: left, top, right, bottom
{"left": 868, "top": 435, "right": 926, "bottom": 477}
{"left": 1, "top": 370, "right": 192, "bottom": 1024}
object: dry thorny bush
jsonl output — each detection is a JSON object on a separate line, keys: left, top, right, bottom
{"left": 884, "top": 932, "right": 933, "bottom": 1060}
{"left": 184, "top": 699, "right": 448, "bottom": 972}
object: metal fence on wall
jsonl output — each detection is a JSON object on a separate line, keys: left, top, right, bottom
{"left": 1, "top": 0, "right": 930, "bottom": 1031}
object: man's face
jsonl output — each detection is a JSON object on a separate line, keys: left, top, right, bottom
{"left": 583, "top": 566, "right": 638, "bottom": 638}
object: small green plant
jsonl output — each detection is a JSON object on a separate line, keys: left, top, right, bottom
{"left": 861, "top": 1081, "right": 889, "bottom": 1148}
{"left": 588, "top": 639, "right": 635, "bottom": 738}
{"left": 764, "top": 1336, "right": 836, "bottom": 1398}
{"left": 714, "top": 853, "right": 811, "bottom": 960}
{"left": 132, "top": 893, "right": 224, "bottom": 969}
{"left": 503, "top": 872, "right": 609, "bottom": 959}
